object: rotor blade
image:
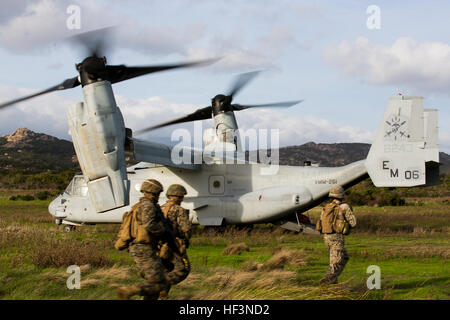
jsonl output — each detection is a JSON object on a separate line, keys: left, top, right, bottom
{"left": 231, "top": 100, "right": 304, "bottom": 111}
{"left": 227, "top": 71, "right": 261, "bottom": 99}
{"left": 0, "top": 76, "right": 80, "bottom": 110}
{"left": 107, "top": 58, "right": 220, "bottom": 84}
{"left": 69, "top": 26, "right": 115, "bottom": 57}
{"left": 134, "top": 106, "right": 212, "bottom": 135}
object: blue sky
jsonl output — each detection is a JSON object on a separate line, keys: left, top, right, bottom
{"left": 0, "top": 0, "right": 449, "bottom": 153}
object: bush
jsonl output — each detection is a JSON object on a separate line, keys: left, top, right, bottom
{"left": 9, "top": 194, "right": 35, "bottom": 201}
{"left": 378, "top": 193, "right": 406, "bottom": 207}
{"left": 0, "top": 169, "right": 76, "bottom": 190}
{"left": 36, "top": 191, "right": 52, "bottom": 200}
{"left": 347, "top": 191, "right": 371, "bottom": 206}
{"left": 346, "top": 186, "right": 375, "bottom": 206}
{"left": 20, "top": 195, "right": 35, "bottom": 201}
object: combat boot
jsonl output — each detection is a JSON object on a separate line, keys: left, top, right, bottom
{"left": 320, "top": 275, "right": 337, "bottom": 285}
{"left": 116, "top": 285, "right": 141, "bottom": 300}
{"left": 158, "top": 286, "right": 171, "bottom": 300}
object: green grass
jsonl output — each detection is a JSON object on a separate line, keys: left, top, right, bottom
{"left": 0, "top": 197, "right": 448, "bottom": 300}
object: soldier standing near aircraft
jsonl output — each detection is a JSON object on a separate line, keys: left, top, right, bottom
{"left": 116, "top": 179, "right": 170, "bottom": 300}
{"left": 316, "top": 185, "right": 356, "bottom": 284}
{"left": 158, "top": 184, "right": 192, "bottom": 298}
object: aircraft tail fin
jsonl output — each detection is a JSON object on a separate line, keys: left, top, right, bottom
{"left": 365, "top": 95, "right": 440, "bottom": 187}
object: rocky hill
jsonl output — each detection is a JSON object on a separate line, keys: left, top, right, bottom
{"left": 0, "top": 128, "right": 448, "bottom": 173}
{"left": 250, "top": 142, "right": 449, "bottom": 171}
{"left": 275, "top": 142, "right": 371, "bottom": 167}
{"left": 0, "top": 128, "right": 78, "bottom": 174}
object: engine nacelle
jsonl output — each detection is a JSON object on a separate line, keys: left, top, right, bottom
{"left": 213, "top": 111, "right": 240, "bottom": 151}
{"left": 67, "top": 81, "right": 129, "bottom": 212}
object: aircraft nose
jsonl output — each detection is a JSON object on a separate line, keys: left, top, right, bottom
{"left": 48, "top": 195, "right": 68, "bottom": 219}
{"left": 48, "top": 196, "right": 59, "bottom": 217}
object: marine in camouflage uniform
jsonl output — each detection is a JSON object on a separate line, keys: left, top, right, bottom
{"left": 319, "top": 185, "right": 357, "bottom": 284}
{"left": 158, "top": 184, "right": 191, "bottom": 298}
{"left": 116, "top": 179, "right": 170, "bottom": 300}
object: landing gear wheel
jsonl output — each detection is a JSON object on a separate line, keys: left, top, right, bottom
{"left": 63, "top": 225, "right": 76, "bottom": 232}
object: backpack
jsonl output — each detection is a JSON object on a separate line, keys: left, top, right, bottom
{"left": 318, "top": 202, "right": 339, "bottom": 234}
{"left": 316, "top": 202, "right": 351, "bottom": 235}
{"left": 114, "top": 205, "right": 152, "bottom": 250}
{"left": 114, "top": 210, "right": 134, "bottom": 250}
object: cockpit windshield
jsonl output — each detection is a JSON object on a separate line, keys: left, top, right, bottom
{"left": 64, "top": 180, "right": 73, "bottom": 195}
{"left": 65, "top": 175, "right": 88, "bottom": 197}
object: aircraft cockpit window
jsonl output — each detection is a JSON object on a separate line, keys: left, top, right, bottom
{"left": 72, "top": 176, "right": 88, "bottom": 197}
{"left": 64, "top": 180, "right": 74, "bottom": 195}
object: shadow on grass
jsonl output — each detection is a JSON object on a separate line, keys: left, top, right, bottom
{"left": 390, "top": 276, "right": 450, "bottom": 290}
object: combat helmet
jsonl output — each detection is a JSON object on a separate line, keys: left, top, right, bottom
{"left": 329, "top": 185, "right": 344, "bottom": 199}
{"left": 140, "top": 179, "right": 163, "bottom": 194}
{"left": 166, "top": 184, "right": 187, "bottom": 197}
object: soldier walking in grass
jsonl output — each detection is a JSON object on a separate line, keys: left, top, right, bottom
{"left": 158, "top": 184, "right": 192, "bottom": 298}
{"left": 115, "top": 179, "right": 171, "bottom": 300}
{"left": 316, "top": 185, "right": 356, "bottom": 284}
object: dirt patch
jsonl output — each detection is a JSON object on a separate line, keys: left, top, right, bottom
{"left": 261, "top": 249, "right": 308, "bottom": 270}
{"left": 222, "top": 243, "right": 250, "bottom": 255}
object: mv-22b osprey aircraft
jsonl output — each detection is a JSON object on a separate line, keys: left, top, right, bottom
{"left": 0, "top": 30, "right": 440, "bottom": 232}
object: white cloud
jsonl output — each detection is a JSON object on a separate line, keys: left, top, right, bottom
{"left": 0, "top": 1, "right": 298, "bottom": 73}
{"left": 187, "top": 25, "right": 296, "bottom": 72}
{"left": 116, "top": 23, "right": 206, "bottom": 57}
{"left": 0, "top": 0, "right": 32, "bottom": 23}
{"left": 0, "top": 0, "right": 69, "bottom": 52}
{"left": 115, "top": 94, "right": 207, "bottom": 133}
{"left": 2, "top": 84, "right": 450, "bottom": 153}
{"left": 0, "top": 85, "right": 209, "bottom": 142}
{"left": 0, "top": 0, "right": 206, "bottom": 56}
{"left": 294, "top": 4, "right": 324, "bottom": 19}
{"left": 236, "top": 109, "right": 375, "bottom": 147}
{"left": 323, "top": 37, "right": 450, "bottom": 94}
{"left": 117, "top": 94, "right": 377, "bottom": 148}
{"left": 0, "top": 84, "right": 375, "bottom": 147}
{"left": 0, "top": 84, "right": 75, "bottom": 138}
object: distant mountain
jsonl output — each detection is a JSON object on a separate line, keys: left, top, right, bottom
{"left": 251, "top": 141, "right": 449, "bottom": 173}
{"left": 274, "top": 142, "right": 371, "bottom": 167}
{"left": 0, "top": 128, "right": 448, "bottom": 174}
{"left": 0, "top": 128, "right": 78, "bottom": 173}
{"left": 258, "top": 142, "right": 449, "bottom": 172}
{"left": 440, "top": 152, "right": 450, "bottom": 173}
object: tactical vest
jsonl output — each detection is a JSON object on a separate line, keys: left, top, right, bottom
{"left": 161, "top": 201, "right": 189, "bottom": 254}
{"left": 161, "top": 201, "right": 185, "bottom": 238}
{"left": 161, "top": 202, "right": 175, "bottom": 220}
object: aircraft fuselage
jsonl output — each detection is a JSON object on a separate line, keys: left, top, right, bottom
{"left": 49, "top": 160, "right": 367, "bottom": 226}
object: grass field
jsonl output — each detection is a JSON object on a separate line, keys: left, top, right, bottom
{"left": 0, "top": 196, "right": 448, "bottom": 300}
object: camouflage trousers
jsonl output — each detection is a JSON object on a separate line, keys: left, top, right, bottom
{"left": 165, "top": 252, "right": 191, "bottom": 285}
{"left": 159, "top": 252, "right": 191, "bottom": 298}
{"left": 323, "top": 233, "right": 349, "bottom": 282}
{"left": 129, "top": 243, "right": 170, "bottom": 299}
